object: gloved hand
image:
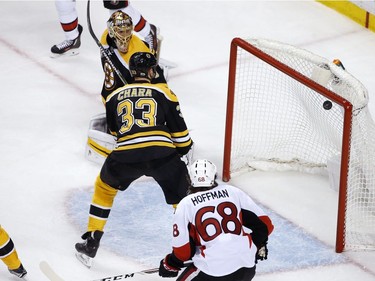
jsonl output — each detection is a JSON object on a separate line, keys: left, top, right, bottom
{"left": 159, "top": 255, "right": 180, "bottom": 278}
{"left": 180, "top": 143, "right": 194, "bottom": 166}
{"left": 255, "top": 243, "right": 268, "bottom": 263}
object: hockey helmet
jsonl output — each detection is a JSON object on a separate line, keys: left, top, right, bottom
{"left": 129, "top": 52, "right": 157, "bottom": 78}
{"left": 189, "top": 159, "right": 217, "bottom": 187}
{"left": 107, "top": 11, "right": 133, "bottom": 53}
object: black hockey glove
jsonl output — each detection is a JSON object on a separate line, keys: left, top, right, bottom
{"left": 159, "top": 255, "right": 180, "bottom": 278}
{"left": 255, "top": 243, "right": 268, "bottom": 264}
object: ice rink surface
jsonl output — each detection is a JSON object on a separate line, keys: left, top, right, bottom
{"left": 0, "top": 1, "right": 375, "bottom": 280}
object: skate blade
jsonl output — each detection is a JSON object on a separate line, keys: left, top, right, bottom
{"left": 159, "top": 58, "right": 177, "bottom": 69}
{"left": 75, "top": 252, "right": 93, "bottom": 268}
{"left": 50, "top": 48, "right": 80, "bottom": 58}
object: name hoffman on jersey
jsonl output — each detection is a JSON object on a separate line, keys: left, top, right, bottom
{"left": 191, "top": 189, "right": 229, "bottom": 206}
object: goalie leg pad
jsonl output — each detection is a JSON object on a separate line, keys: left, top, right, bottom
{"left": 85, "top": 114, "right": 116, "bottom": 165}
{"left": 86, "top": 130, "right": 116, "bottom": 164}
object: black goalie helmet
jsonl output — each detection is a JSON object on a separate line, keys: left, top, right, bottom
{"left": 129, "top": 52, "right": 157, "bottom": 78}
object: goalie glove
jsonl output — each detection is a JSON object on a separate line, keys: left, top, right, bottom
{"left": 159, "top": 254, "right": 180, "bottom": 278}
{"left": 181, "top": 143, "right": 194, "bottom": 166}
{"left": 255, "top": 243, "right": 268, "bottom": 264}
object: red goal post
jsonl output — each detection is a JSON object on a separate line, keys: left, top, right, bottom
{"left": 222, "top": 37, "right": 375, "bottom": 252}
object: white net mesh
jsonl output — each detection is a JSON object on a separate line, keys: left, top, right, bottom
{"left": 229, "top": 38, "right": 375, "bottom": 250}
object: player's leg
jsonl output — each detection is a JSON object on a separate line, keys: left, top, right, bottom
{"left": 75, "top": 155, "right": 142, "bottom": 266}
{"left": 177, "top": 265, "right": 255, "bottom": 281}
{"left": 74, "top": 175, "right": 118, "bottom": 267}
{"left": 151, "top": 154, "right": 190, "bottom": 205}
{"left": 0, "top": 226, "right": 27, "bottom": 278}
{"left": 51, "top": 0, "right": 83, "bottom": 56}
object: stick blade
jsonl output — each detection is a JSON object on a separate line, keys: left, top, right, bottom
{"left": 39, "top": 261, "right": 65, "bottom": 281}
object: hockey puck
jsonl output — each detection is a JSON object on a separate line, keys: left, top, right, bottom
{"left": 323, "top": 100, "right": 332, "bottom": 110}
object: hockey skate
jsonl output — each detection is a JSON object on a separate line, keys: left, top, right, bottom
{"left": 145, "top": 24, "right": 159, "bottom": 55}
{"left": 50, "top": 24, "right": 83, "bottom": 58}
{"left": 8, "top": 263, "right": 27, "bottom": 278}
{"left": 75, "top": 230, "right": 103, "bottom": 268}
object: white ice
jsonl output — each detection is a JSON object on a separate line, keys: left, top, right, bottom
{"left": 0, "top": 1, "right": 375, "bottom": 280}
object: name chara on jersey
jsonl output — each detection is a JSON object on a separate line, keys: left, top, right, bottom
{"left": 191, "top": 189, "right": 229, "bottom": 206}
{"left": 117, "top": 87, "right": 153, "bottom": 100}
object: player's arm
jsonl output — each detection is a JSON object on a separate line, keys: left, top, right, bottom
{"left": 104, "top": 98, "right": 119, "bottom": 136}
{"left": 242, "top": 209, "right": 270, "bottom": 247}
{"left": 239, "top": 189, "right": 274, "bottom": 263}
{"left": 159, "top": 203, "right": 194, "bottom": 277}
{"left": 164, "top": 94, "right": 193, "bottom": 155}
{"left": 241, "top": 209, "right": 273, "bottom": 263}
{"left": 238, "top": 188, "right": 274, "bottom": 237}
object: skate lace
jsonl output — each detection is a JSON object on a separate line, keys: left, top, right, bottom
{"left": 56, "top": 39, "right": 74, "bottom": 50}
{"left": 144, "top": 34, "right": 154, "bottom": 51}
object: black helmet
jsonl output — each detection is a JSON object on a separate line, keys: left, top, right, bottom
{"left": 129, "top": 52, "right": 157, "bottom": 78}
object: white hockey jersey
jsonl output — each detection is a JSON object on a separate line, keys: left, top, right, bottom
{"left": 171, "top": 183, "right": 273, "bottom": 277}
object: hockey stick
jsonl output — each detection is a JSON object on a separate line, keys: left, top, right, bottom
{"left": 91, "top": 261, "right": 193, "bottom": 281}
{"left": 39, "top": 261, "right": 64, "bottom": 281}
{"left": 90, "top": 267, "right": 159, "bottom": 281}
{"left": 40, "top": 260, "right": 158, "bottom": 281}
{"left": 86, "top": 0, "right": 127, "bottom": 85}
{"left": 41, "top": 259, "right": 192, "bottom": 281}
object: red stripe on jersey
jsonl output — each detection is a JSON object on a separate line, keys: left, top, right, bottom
{"left": 178, "top": 265, "right": 199, "bottom": 281}
{"left": 259, "top": 215, "right": 274, "bottom": 235}
{"left": 173, "top": 243, "right": 191, "bottom": 261}
{"left": 134, "top": 16, "right": 146, "bottom": 32}
{"left": 243, "top": 230, "right": 253, "bottom": 248}
{"left": 61, "top": 18, "right": 78, "bottom": 32}
{"left": 199, "top": 245, "right": 206, "bottom": 257}
{"left": 173, "top": 223, "right": 201, "bottom": 261}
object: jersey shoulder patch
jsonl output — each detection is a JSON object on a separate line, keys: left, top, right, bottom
{"left": 154, "top": 83, "right": 178, "bottom": 102}
{"left": 100, "top": 30, "right": 109, "bottom": 46}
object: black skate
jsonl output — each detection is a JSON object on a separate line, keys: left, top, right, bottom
{"left": 75, "top": 230, "right": 103, "bottom": 268}
{"left": 145, "top": 24, "right": 159, "bottom": 54}
{"left": 9, "top": 263, "right": 27, "bottom": 278}
{"left": 51, "top": 24, "right": 83, "bottom": 57}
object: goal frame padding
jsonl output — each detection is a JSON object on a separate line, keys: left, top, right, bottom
{"left": 222, "top": 37, "right": 353, "bottom": 253}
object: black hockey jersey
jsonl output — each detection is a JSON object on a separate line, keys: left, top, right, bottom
{"left": 100, "top": 30, "right": 166, "bottom": 102}
{"left": 104, "top": 82, "right": 193, "bottom": 163}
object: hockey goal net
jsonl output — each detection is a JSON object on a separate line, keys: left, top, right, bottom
{"left": 223, "top": 38, "right": 375, "bottom": 252}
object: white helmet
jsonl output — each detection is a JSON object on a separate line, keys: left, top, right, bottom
{"left": 189, "top": 159, "right": 217, "bottom": 187}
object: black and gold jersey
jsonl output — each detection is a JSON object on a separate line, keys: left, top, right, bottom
{"left": 104, "top": 82, "right": 193, "bottom": 163}
{"left": 100, "top": 30, "right": 167, "bottom": 103}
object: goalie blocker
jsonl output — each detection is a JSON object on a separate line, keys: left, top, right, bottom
{"left": 85, "top": 113, "right": 116, "bottom": 165}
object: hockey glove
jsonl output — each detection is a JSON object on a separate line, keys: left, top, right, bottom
{"left": 180, "top": 143, "right": 194, "bottom": 166}
{"left": 255, "top": 243, "right": 268, "bottom": 264}
{"left": 159, "top": 255, "right": 180, "bottom": 278}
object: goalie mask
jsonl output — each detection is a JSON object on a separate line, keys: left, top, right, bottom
{"left": 107, "top": 11, "right": 133, "bottom": 53}
{"left": 189, "top": 159, "right": 217, "bottom": 188}
{"left": 129, "top": 52, "right": 157, "bottom": 79}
